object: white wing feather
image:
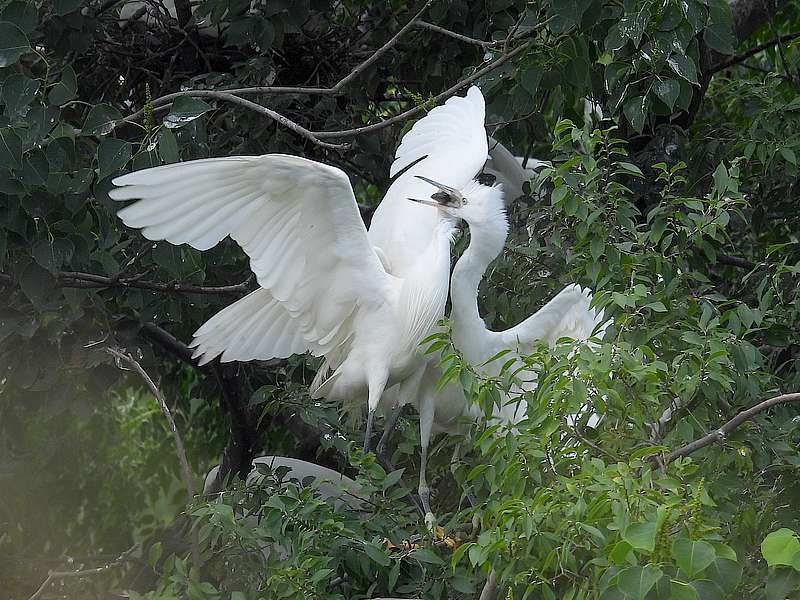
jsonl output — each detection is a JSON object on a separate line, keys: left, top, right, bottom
{"left": 498, "top": 284, "right": 607, "bottom": 351}
{"left": 111, "top": 155, "right": 391, "bottom": 362}
{"left": 368, "top": 86, "right": 488, "bottom": 276}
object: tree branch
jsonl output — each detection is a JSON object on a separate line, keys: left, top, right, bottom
{"left": 717, "top": 254, "right": 757, "bottom": 270}
{"left": 664, "top": 392, "right": 800, "bottom": 464}
{"left": 0, "top": 269, "right": 250, "bottom": 296}
{"left": 710, "top": 31, "right": 800, "bottom": 74}
{"left": 121, "top": 11, "right": 552, "bottom": 146}
{"left": 312, "top": 33, "right": 548, "bottom": 140}
{"left": 414, "top": 21, "right": 496, "bottom": 47}
{"left": 106, "top": 348, "right": 200, "bottom": 567}
{"left": 28, "top": 547, "right": 136, "bottom": 600}
{"left": 729, "top": 0, "right": 789, "bottom": 44}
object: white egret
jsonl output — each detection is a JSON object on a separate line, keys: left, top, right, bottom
{"left": 390, "top": 179, "right": 605, "bottom": 525}
{"left": 109, "top": 154, "right": 481, "bottom": 456}
{"left": 203, "top": 455, "right": 364, "bottom": 510}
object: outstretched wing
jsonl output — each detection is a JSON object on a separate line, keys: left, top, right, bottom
{"left": 111, "top": 155, "right": 392, "bottom": 359}
{"left": 498, "top": 284, "right": 607, "bottom": 351}
{"left": 368, "top": 86, "right": 488, "bottom": 276}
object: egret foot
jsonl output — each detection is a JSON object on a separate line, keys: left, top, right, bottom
{"left": 424, "top": 511, "right": 437, "bottom": 532}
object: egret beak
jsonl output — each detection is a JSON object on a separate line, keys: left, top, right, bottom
{"left": 413, "top": 175, "right": 461, "bottom": 196}
{"left": 407, "top": 196, "right": 444, "bottom": 208}
{"left": 408, "top": 175, "right": 465, "bottom": 209}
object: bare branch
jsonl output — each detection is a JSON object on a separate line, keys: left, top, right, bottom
{"left": 0, "top": 269, "right": 250, "bottom": 296}
{"left": 106, "top": 347, "right": 200, "bottom": 566}
{"left": 664, "top": 392, "right": 800, "bottom": 464}
{"left": 28, "top": 547, "right": 135, "bottom": 600}
{"left": 312, "top": 33, "right": 548, "bottom": 140}
{"left": 716, "top": 254, "right": 757, "bottom": 270}
{"left": 123, "top": 90, "right": 349, "bottom": 149}
{"left": 124, "top": 0, "right": 435, "bottom": 121}
{"left": 710, "top": 31, "right": 800, "bottom": 74}
{"left": 120, "top": 10, "right": 553, "bottom": 147}
{"left": 414, "top": 21, "right": 496, "bottom": 48}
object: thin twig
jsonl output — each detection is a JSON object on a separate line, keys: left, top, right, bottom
{"left": 121, "top": 12, "right": 554, "bottom": 147}
{"left": 28, "top": 547, "right": 136, "bottom": 600}
{"left": 663, "top": 392, "right": 800, "bottom": 464}
{"left": 106, "top": 348, "right": 201, "bottom": 566}
{"left": 414, "top": 20, "right": 496, "bottom": 47}
{"left": 124, "top": 0, "right": 435, "bottom": 120}
{"left": 710, "top": 31, "right": 800, "bottom": 74}
{"left": 312, "top": 33, "right": 549, "bottom": 140}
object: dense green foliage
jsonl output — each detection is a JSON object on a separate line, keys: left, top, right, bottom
{"left": 1, "top": 0, "right": 800, "bottom": 598}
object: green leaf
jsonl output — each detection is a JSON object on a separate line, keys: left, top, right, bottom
{"left": 148, "top": 542, "right": 163, "bottom": 567}
{"left": 164, "top": 96, "right": 213, "bottom": 128}
{"left": 653, "top": 79, "right": 680, "bottom": 110}
{"left": 20, "top": 262, "right": 56, "bottom": 306}
{"left": 766, "top": 567, "right": 800, "bottom": 600}
{"left": 0, "top": 127, "right": 23, "bottom": 170}
{"left": 704, "top": 558, "right": 742, "bottom": 593}
{"left": 667, "top": 54, "right": 698, "bottom": 84}
{"left": 762, "top": 529, "right": 800, "bottom": 568}
{"left": 1, "top": 2, "right": 38, "bottom": 33}
{"left": 672, "top": 539, "right": 716, "bottom": 577}
{"left": 48, "top": 65, "right": 78, "bottom": 106}
{"left": 780, "top": 147, "right": 797, "bottom": 166}
{"left": 410, "top": 548, "right": 444, "bottom": 565}
{"left": 53, "top": 0, "right": 82, "bottom": 15}
{"left": 0, "top": 21, "right": 30, "bottom": 67}
{"left": 2, "top": 73, "right": 39, "bottom": 118}
{"left": 83, "top": 104, "right": 122, "bottom": 136}
{"left": 520, "top": 66, "right": 542, "bottom": 96}
{"left": 622, "top": 522, "right": 657, "bottom": 552}
{"left": 32, "top": 239, "right": 75, "bottom": 272}
{"left": 158, "top": 128, "right": 180, "bottom": 163}
{"left": 704, "top": 24, "right": 734, "bottom": 54}
{"left": 97, "top": 138, "right": 132, "bottom": 179}
{"left": 670, "top": 580, "right": 699, "bottom": 600}
{"left": 382, "top": 468, "right": 405, "bottom": 489}
{"left": 623, "top": 95, "right": 647, "bottom": 133}
{"left": 689, "top": 579, "right": 724, "bottom": 600}
{"left": 616, "top": 565, "right": 662, "bottom": 599}
{"left": 364, "top": 542, "right": 391, "bottom": 566}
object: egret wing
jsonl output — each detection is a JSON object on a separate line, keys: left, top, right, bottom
{"left": 498, "top": 284, "right": 606, "bottom": 352}
{"left": 111, "top": 155, "right": 392, "bottom": 358}
{"left": 368, "top": 86, "right": 488, "bottom": 276}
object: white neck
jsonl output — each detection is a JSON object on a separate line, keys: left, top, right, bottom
{"left": 398, "top": 215, "right": 457, "bottom": 353}
{"left": 450, "top": 218, "right": 508, "bottom": 355}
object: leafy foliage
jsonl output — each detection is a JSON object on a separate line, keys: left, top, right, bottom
{"left": 2, "top": 0, "right": 800, "bottom": 598}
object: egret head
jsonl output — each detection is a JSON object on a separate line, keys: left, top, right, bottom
{"left": 408, "top": 175, "right": 506, "bottom": 227}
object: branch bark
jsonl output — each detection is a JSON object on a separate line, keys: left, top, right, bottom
{"left": 28, "top": 547, "right": 135, "bottom": 600}
{"left": 0, "top": 269, "right": 251, "bottom": 297}
{"left": 663, "top": 392, "right": 800, "bottom": 464}
{"left": 709, "top": 31, "right": 800, "bottom": 74}
{"left": 106, "top": 348, "right": 200, "bottom": 567}
{"left": 121, "top": 10, "right": 553, "bottom": 146}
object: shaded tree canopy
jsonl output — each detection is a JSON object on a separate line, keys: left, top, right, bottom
{"left": 1, "top": 0, "right": 800, "bottom": 598}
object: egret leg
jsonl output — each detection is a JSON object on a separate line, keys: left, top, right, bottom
{"left": 363, "top": 409, "right": 375, "bottom": 453}
{"left": 363, "top": 369, "right": 389, "bottom": 454}
{"left": 376, "top": 400, "right": 404, "bottom": 462}
{"left": 418, "top": 391, "right": 435, "bottom": 530}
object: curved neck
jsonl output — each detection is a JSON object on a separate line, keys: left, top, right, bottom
{"left": 450, "top": 220, "right": 508, "bottom": 345}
